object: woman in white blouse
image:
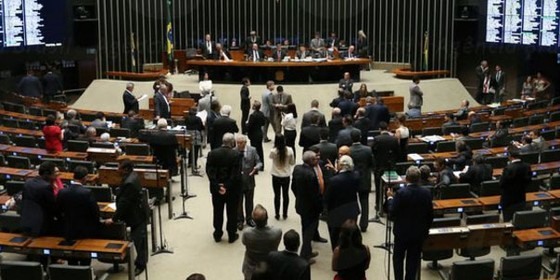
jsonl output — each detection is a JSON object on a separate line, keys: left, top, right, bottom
{"left": 198, "top": 72, "right": 213, "bottom": 95}
{"left": 269, "top": 134, "right": 295, "bottom": 219}
{"left": 281, "top": 103, "right": 298, "bottom": 160}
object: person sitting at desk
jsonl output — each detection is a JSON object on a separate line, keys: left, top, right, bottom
{"left": 91, "top": 112, "right": 109, "bottom": 129}
{"left": 433, "top": 157, "right": 457, "bottom": 189}
{"left": 326, "top": 32, "right": 339, "bottom": 52}
{"left": 486, "top": 120, "right": 509, "bottom": 147}
{"left": 309, "top": 32, "right": 326, "bottom": 57}
{"left": 248, "top": 43, "right": 264, "bottom": 62}
{"left": 441, "top": 113, "right": 459, "bottom": 129}
{"left": 342, "top": 45, "right": 359, "bottom": 59}
{"left": 296, "top": 45, "right": 311, "bottom": 60}
{"left": 453, "top": 100, "right": 469, "bottom": 120}
{"left": 512, "top": 136, "right": 537, "bottom": 153}
{"left": 65, "top": 109, "right": 86, "bottom": 133}
{"left": 272, "top": 43, "right": 287, "bottom": 62}
{"left": 213, "top": 43, "right": 231, "bottom": 61}
{"left": 78, "top": 126, "right": 97, "bottom": 145}
{"left": 446, "top": 140, "right": 473, "bottom": 171}
{"left": 121, "top": 110, "right": 145, "bottom": 138}
{"left": 458, "top": 153, "right": 493, "bottom": 193}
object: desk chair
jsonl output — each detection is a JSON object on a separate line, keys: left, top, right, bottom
{"left": 5, "top": 180, "right": 25, "bottom": 196}
{"left": 124, "top": 144, "right": 151, "bottom": 156}
{"left": 28, "top": 107, "right": 43, "bottom": 116}
{"left": 486, "top": 156, "right": 508, "bottom": 168}
{"left": 439, "top": 183, "right": 471, "bottom": 200}
{"left": 422, "top": 127, "right": 442, "bottom": 136}
{"left": 2, "top": 117, "right": 19, "bottom": 128}
{"left": 17, "top": 120, "right": 37, "bottom": 130}
{"left": 436, "top": 140, "right": 456, "bottom": 152}
{"left": 442, "top": 125, "right": 464, "bottom": 135}
{"left": 0, "top": 134, "right": 11, "bottom": 145}
{"left": 0, "top": 212, "right": 21, "bottom": 233}
{"left": 95, "top": 127, "right": 109, "bottom": 137}
{"left": 91, "top": 142, "right": 116, "bottom": 149}
{"left": 48, "top": 264, "right": 94, "bottom": 280}
{"left": 549, "top": 111, "right": 560, "bottom": 122}
{"left": 457, "top": 214, "right": 500, "bottom": 260}
{"left": 12, "top": 135, "right": 37, "bottom": 148}
{"left": 528, "top": 114, "right": 545, "bottom": 126}
{"left": 110, "top": 128, "right": 131, "bottom": 138}
{"left": 478, "top": 180, "right": 501, "bottom": 197}
{"left": 85, "top": 185, "right": 113, "bottom": 202}
{"left": 406, "top": 142, "right": 428, "bottom": 154}
{"left": 6, "top": 155, "right": 31, "bottom": 169}
{"left": 497, "top": 254, "right": 542, "bottom": 280}
{"left": 541, "top": 129, "right": 556, "bottom": 141}
{"left": 0, "top": 261, "right": 44, "bottom": 280}
{"left": 40, "top": 158, "right": 67, "bottom": 172}
{"left": 1, "top": 102, "right": 26, "bottom": 114}
{"left": 541, "top": 150, "right": 560, "bottom": 163}
{"left": 97, "top": 222, "right": 129, "bottom": 273}
{"left": 463, "top": 138, "right": 484, "bottom": 150}
{"left": 513, "top": 209, "right": 547, "bottom": 230}
{"left": 79, "top": 113, "right": 97, "bottom": 122}
{"left": 67, "top": 159, "right": 95, "bottom": 174}
{"left": 548, "top": 174, "right": 560, "bottom": 190}
{"left": 470, "top": 122, "right": 490, "bottom": 133}
{"left": 67, "top": 140, "right": 90, "bottom": 152}
{"left": 543, "top": 252, "right": 560, "bottom": 279}
{"left": 423, "top": 217, "right": 462, "bottom": 270}
{"left": 449, "top": 259, "right": 495, "bottom": 280}
{"left": 527, "top": 177, "right": 543, "bottom": 193}
{"left": 42, "top": 109, "right": 59, "bottom": 118}
{"left": 512, "top": 117, "right": 529, "bottom": 128}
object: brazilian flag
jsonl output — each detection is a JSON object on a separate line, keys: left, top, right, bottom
{"left": 166, "top": 0, "right": 174, "bottom": 62}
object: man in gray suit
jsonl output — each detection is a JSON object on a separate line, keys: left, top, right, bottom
{"left": 407, "top": 77, "right": 423, "bottom": 116}
{"left": 309, "top": 32, "right": 326, "bottom": 57}
{"left": 242, "top": 204, "right": 282, "bottom": 280}
{"left": 236, "top": 134, "right": 263, "bottom": 230}
{"left": 271, "top": 86, "right": 293, "bottom": 134}
{"left": 336, "top": 115, "right": 361, "bottom": 148}
{"left": 261, "top": 81, "right": 275, "bottom": 142}
{"left": 349, "top": 130, "right": 374, "bottom": 232}
{"left": 301, "top": 100, "right": 326, "bottom": 129}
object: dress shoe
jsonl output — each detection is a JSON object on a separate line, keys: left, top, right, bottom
{"left": 247, "top": 219, "right": 256, "bottom": 227}
{"left": 307, "top": 259, "right": 316, "bottom": 265}
{"left": 282, "top": 214, "right": 288, "bottom": 220}
{"left": 134, "top": 267, "right": 145, "bottom": 276}
{"left": 361, "top": 227, "right": 367, "bottom": 233}
{"left": 275, "top": 214, "right": 280, "bottom": 220}
{"left": 309, "top": 251, "right": 319, "bottom": 258}
{"left": 237, "top": 223, "right": 244, "bottom": 231}
{"left": 313, "top": 237, "right": 328, "bottom": 243}
{"left": 264, "top": 138, "right": 271, "bottom": 143}
{"left": 213, "top": 232, "right": 222, "bottom": 242}
{"left": 228, "top": 233, "right": 239, "bottom": 243}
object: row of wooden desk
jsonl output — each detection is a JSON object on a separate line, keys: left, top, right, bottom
{"left": 0, "top": 232, "right": 134, "bottom": 280}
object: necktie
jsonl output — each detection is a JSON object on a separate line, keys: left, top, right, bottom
{"left": 253, "top": 50, "right": 257, "bottom": 61}
{"left": 497, "top": 72, "right": 500, "bottom": 81}
{"left": 315, "top": 166, "right": 324, "bottom": 194}
{"left": 277, "top": 51, "right": 281, "bottom": 61}
{"left": 207, "top": 42, "right": 211, "bottom": 54}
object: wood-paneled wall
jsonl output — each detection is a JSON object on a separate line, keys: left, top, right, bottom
{"left": 97, "top": 0, "right": 455, "bottom": 76}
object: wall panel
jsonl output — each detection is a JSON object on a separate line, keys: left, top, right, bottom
{"left": 97, "top": 0, "right": 454, "bottom": 77}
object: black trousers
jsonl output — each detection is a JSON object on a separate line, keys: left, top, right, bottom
{"left": 502, "top": 202, "right": 526, "bottom": 222}
{"left": 241, "top": 107, "right": 250, "bottom": 134}
{"left": 393, "top": 238, "right": 423, "bottom": 280}
{"left": 212, "top": 192, "right": 240, "bottom": 238}
{"left": 284, "top": 129, "right": 297, "bottom": 161}
{"left": 262, "top": 117, "right": 270, "bottom": 140}
{"left": 131, "top": 222, "right": 148, "bottom": 269}
{"left": 300, "top": 214, "right": 319, "bottom": 259}
{"left": 249, "top": 137, "right": 264, "bottom": 169}
{"left": 237, "top": 188, "right": 255, "bottom": 223}
{"left": 189, "top": 145, "right": 200, "bottom": 168}
{"left": 272, "top": 176, "right": 290, "bottom": 216}
{"left": 358, "top": 191, "right": 369, "bottom": 230}
{"left": 374, "top": 169, "right": 385, "bottom": 212}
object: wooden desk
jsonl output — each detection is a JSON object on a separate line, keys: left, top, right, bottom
{"left": 87, "top": 147, "right": 119, "bottom": 164}
{"left": 26, "top": 170, "right": 98, "bottom": 184}
{"left": 117, "top": 155, "right": 154, "bottom": 164}
{"left": 359, "top": 96, "right": 405, "bottom": 113}
{"left": 423, "top": 223, "right": 514, "bottom": 251}
{"left": 186, "top": 58, "right": 370, "bottom": 84}
{"left": 522, "top": 104, "right": 560, "bottom": 117}
{"left": 432, "top": 198, "right": 483, "bottom": 215}
{"left": 0, "top": 109, "right": 46, "bottom": 122}
{"left": 74, "top": 238, "right": 129, "bottom": 260}
{"left": 477, "top": 192, "right": 559, "bottom": 209}
{"left": 0, "top": 167, "right": 33, "bottom": 178}
{"left": 149, "top": 97, "right": 195, "bottom": 118}
{"left": 513, "top": 227, "right": 560, "bottom": 249}
{"left": 0, "top": 233, "right": 32, "bottom": 253}
{"left": 0, "top": 126, "right": 43, "bottom": 138}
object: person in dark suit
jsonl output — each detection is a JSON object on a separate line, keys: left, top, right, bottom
{"left": 240, "top": 78, "right": 251, "bottom": 134}
{"left": 144, "top": 119, "right": 179, "bottom": 177}
{"left": 42, "top": 69, "right": 63, "bottom": 102}
{"left": 492, "top": 64, "right": 506, "bottom": 103}
{"left": 336, "top": 115, "right": 361, "bottom": 148}
{"left": 434, "top": 157, "right": 457, "bottom": 189}
{"left": 212, "top": 43, "right": 232, "bottom": 61}
{"left": 291, "top": 151, "right": 324, "bottom": 263}
{"left": 247, "top": 43, "right": 264, "bottom": 62}
{"left": 372, "top": 122, "right": 400, "bottom": 218}
{"left": 272, "top": 43, "right": 287, "bottom": 62}
{"left": 341, "top": 45, "right": 359, "bottom": 59}
{"left": 295, "top": 45, "right": 311, "bottom": 59}
{"left": 500, "top": 146, "right": 532, "bottom": 222}
{"left": 336, "top": 91, "right": 358, "bottom": 117}
{"left": 452, "top": 100, "right": 469, "bottom": 120}
{"left": 301, "top": 100, "right": 326, "bottom": 129}
{"left": 324, "top": 155, "right": 360, "bottom": 250}
{"left": 21, "top": 161, "right": 58, "bottom": 236}
{"left": 57, "top": 165, "right": 101, "bottom": 265}
{"left": 154, "top": 84, "right": 171, "bottom": 120}
{"left": 446, "top": 140, "right": 473, "bottom": 171}
{"left": 366, "top": 96, "right": 391, "bottom": 130}
{"left": 104, "top": 160, "right": 148, "bottom": 276}
{"left": 210, "top": 105, "right": 239, "bottom": 150}
{"left": 200, "top": 34, "right": 216, "bottom": 59}
{"left": 475, "top": 60, "right": 489, "bottom": 104}
{"left": 247, "top": 101, "right": 266, "bottom": 170}
{"left": 121, "top": 110, "right": 145, "bottom": 138}
{"left": 266, "top": 229, "right": 311, "bottom": 280}
{"left": 349, "top": 130, "right": 374, "bottom": 232}
{"left": 245, "top": 31, "right": 262, "bottom": 51}
{"left": 459, "top": 153, "right": 493, "bottom": 193}
{"left": 354, "top": 108, "right": 372, "bottom": 145}
{"left": 486, "top": 120, "right": 509, "bottom": 147}
{"left": 328, "top": 108, "right": 343, "bottom": 143}
{"left": 298, "top": 114, "right": 322, "bottom": 153}
{"left": 185, "top": 108, "right": 204, "bottom": 171}
{"left": 122, "top": 82, "right": 140, "bottom": 114}
{"left": 18, "top": 69, "right": 43, "bottom": 98}
{"left": 206, "top": 133, "right": 242, "bottom": 243}
{"left": 207, "top": 100, "right": 222, "bottom": 149}
{"left": 311, "top": 128, "right": 338, "bottom": 165}
{"left": 386, "top": 166, "right": 433, "bottom": 280}
{"left": 338, "top": 72, "right": 354, "bottom": 93}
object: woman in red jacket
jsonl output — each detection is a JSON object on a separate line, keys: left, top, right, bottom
{"left": 42, "top": 114, "right": 63, "bottom": 153}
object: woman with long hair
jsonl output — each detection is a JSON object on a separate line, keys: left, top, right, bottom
{"left": 332, "top": 219, "right": 371, "bottom": 280}
{"left": 394, "top": 114, "right": 410, "bottom": 162}
{"left": 269, "top": 134, "right": 295, "bottom": 220}
{"left": 281, "top": 103, "right": 298, "bottom": 160}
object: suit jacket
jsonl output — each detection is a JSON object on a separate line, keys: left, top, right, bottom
{"left": 57, "top": 184, "right": 101, "bottom": 240}
{"left": 387, "top": 184, "right": 433, "bottom": 242}
{"left": 272, "top": 49, "right": 287, "bottom": 61}
{"left": 240, "top": 146, "right": 263, "bottom": 190}
{"left": 266, "top": 250, "right": 311, "bottom": 280}
{"left": 211, "top": 49, "right": 231, "bottom": 61}
{"left": 372, "top": 132, "right": 400, "bottom": 170}
{"left": 338, "top": 79, "right": 354, "bottom": 92}
{"left": 336, "top": 126, "right": 361, "bottom": 148}
{"left": 261, "top": 91, "right": 273, "bottom": 117}
{"left": 365, "top": 104, "right": 390, "bottom": 130}
{"left": 296, "top": 50, "right": 311, "bottom": 59}
{"left": 242, "top": 226, "right": 282, "bottom": 279}
{"left": 298, "top": 125, "right": 321, "bottom": 152}
{"left": 291, "top": 164, "right": 322, "bottom": 217}
{"left": 354, "top": 117, "right": 372, "bottom": 145}
{"left": 247, "top": 111, "right": 265, "bottom": 142}
{"left": 240, "top": 85, "right": 251, "bottom": 110}
{"left": 325, "top": 171, "right": 360, "bottom": 226}
{"left": 154, "top": 92, "right": 171, "bottom": 119}
{"left": 122, "top": 90, "right": 139, "bottom": 114}
{"left": 121, "top": 116, "right": 145, "bottom": 138}
{"left": 311, "top": 140, "right": 338, "bottom": 164}
{"left": 350, "top": 143, "right": 374, "bottom": 192}
{"left": 271, "top": 93, "right": 293, "bottom": 118}
{"left": 337, "top": 99, "right": 358, "bottom": 117}
{"left": 114, "top": 172, "right": 146, "bottom": 227}
{"left": 211, "top": 116, "right": 239, "bottom": 150}
{"left": 42, "top": 72, "right": 62, "bottom": 96}
{"left": 342, "top": 51, "right": 359, "bottom": 59}
{"left": 310, "top": 38, "right": 326, "bottom": 51}
{"left": 459, "top": 163, "right": 493, "bottom": 191}
{"left": 21, "top": 176, "right": 57, "bottom": 236}
{"left": 18, "top": 75, "right": 42, "bottom": 97}
{"left": 408, "top": 83, "right": 423, "bottom": 109}
{"left": 475, "top": 66, "right": 489, "bottom": 89}
{"left": 206, "top": 146, "right": 242, "bottom": 195}
{"left": 247, "top": 49, "right": 264, "bottom": 61}
{"left": 328, "top": 117, "right": 344, "bottom": 143}
{"left": 201, "top": 40, "right": 216, "bottom": 58}
{"left": 197, "top": 94, "right": 213, "bottom": 113}
{"left": 149, "top": 130, "right": 179, "bottom": 175}
{"left": 245, "top": 36, "right": 262, "bottom": 50}
{"left": 301, "top": 109, "right": 326, "bottom": 129}
{"left": 493, "top": 70, "right": 506, "bottom": 91}
{"left": 500, "top": 160, "right": 531, "bottom": 208}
